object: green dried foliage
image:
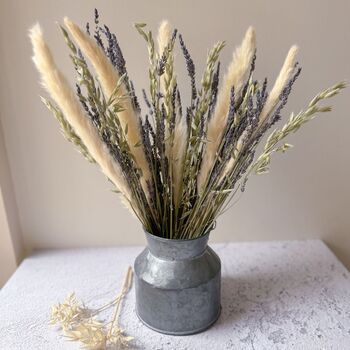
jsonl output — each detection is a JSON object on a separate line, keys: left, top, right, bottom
{"left": 250, "top": 82, "right": 346, "bottom": 176}
{"left": 41, "top": 97, "right": 95, "bottom": 163}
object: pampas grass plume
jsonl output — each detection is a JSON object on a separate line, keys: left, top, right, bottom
{"left": 197, "top": 27, "right": 256, "bottom": 192}
{"left": 259, "top": 45, "right": 298, "bottom": 125}
{"left": 63, "top": 18, "right": 151, "bottom": 195}
{"left": 29, "top": 23, "right": 133, "bottom": 204}
{"left": 172, "top": 117, "right": 187, "bottom": 207}
{"left": 157, "top": 19, "right": 172, "bottom": 94}
{"left": 157, "top": 20, "right": 171, "bottom": 57}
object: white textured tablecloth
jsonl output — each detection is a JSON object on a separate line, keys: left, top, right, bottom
{"left": 1, "top": 240, "right": 349, "bottom": 349}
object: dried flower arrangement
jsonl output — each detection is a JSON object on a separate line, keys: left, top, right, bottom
{"left": 30, "top": 10, "right": 345, "bottom": 240}
{"left": 50, "top": 267, "right": 133, "bottom": 349}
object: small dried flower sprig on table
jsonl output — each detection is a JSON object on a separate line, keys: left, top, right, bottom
{"left": 50, "top": 267, "right": 133, "bottom": 349}
{"left": 30, "top": 9, "right": 346, "bottom": 240}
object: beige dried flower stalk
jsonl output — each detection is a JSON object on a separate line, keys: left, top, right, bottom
{"left": 156, "top": 20, "right": 186, "bottom": 208}
{"left": 259, "top": 45, "right": 299, "bottom": 125}
{"left": 218, "top": 46, "right": 298, "bottom": 181}
{"left": 172, "top": 117, "right": 187, "bottom": 207}
{"left": 63, "top": 18, "right": 152, "bottom": 198}
{"left": 50, "top": 267, "right": 134, "bottom": 349}
{"left": 29, "top": 23, "right": 133, "bottom": 205}
{"left": 157, "top": 19, "right": 172, "bottom": 95}
{"left": 198, "top": 26, "right": 256, "bottom": 192}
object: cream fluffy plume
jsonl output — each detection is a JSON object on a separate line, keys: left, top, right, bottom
{"left": 219, "top": 45, "right": 299, "bottom": 183}
{"left": 157, "top": 20, "right": 173, "bottom": 137}
{"left": 157, "top": 19, "right": 185, "bottom": 206}
{"left": 172, "top": 118, "right": 187, "bottom": 206}
{"left": 259, "top": 45, "right": 298, "bottom": 125}
{"left": 157, "top": 19, "right": 172, "bottom": 94}
{"left": 63, "top": 17, "right": 151, "bottom": 195}
{"left": 197, "top": 27, "right": 256, "bottom": 192}
{"left": 29, "top": 23, "right": 133, "bottom": 203}
{"left": 157, "top": 20, "right": 171, "bottom": 54}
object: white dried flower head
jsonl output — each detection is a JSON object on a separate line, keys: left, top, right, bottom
{"left": 64, "top": 318, "right": 107, "bottom": 349}
{"left": 49, "top": 267, "right": 134, "bottom": 349}
{"left": 50, "top": 292, "right": 90, "bottom": 331}
{"left": 109, "top": 327, "right": 134, "bottom": 347}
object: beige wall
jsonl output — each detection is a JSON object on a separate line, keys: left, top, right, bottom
{"left": 0, "top": 117, "right": 24, "bottom": 285}
{"left": 0, "top": 1, "right": 349, "bottom": 267}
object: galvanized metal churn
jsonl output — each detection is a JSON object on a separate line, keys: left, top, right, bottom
{"left": 134, "top": 230, "right": 221, "bottom": 335}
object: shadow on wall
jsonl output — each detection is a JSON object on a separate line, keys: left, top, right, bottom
{"left": 323, "top": 231, "right": 350, "bottom": 271}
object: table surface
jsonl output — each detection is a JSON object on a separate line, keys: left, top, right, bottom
{"left": 0, "top": 240, "right": 349, "bottom": 350}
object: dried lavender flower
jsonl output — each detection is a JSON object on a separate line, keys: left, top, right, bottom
{"left": 179, "top": 34, "right": 197, "bottom": 102}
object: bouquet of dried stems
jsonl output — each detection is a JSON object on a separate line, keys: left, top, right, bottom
{"left": 30, "top": 10, "right": 345, "bottom": 240}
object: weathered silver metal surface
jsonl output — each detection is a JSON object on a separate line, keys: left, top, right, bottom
{"left": 134, "top": 231, "right": 221, "bottom": 335}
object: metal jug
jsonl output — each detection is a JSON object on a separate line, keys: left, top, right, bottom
{"left": 134, "top": 231, "right": 221, "bottom": 335}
